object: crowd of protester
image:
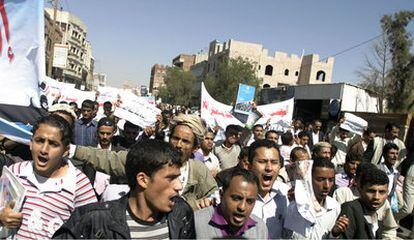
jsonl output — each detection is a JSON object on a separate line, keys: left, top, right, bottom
{"left": 0, "top": 98, "right": 412, "bottom": 239}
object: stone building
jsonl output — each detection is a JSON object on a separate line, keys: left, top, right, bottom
{"left": 45, "top": 8, "right": 93, "bottom": 89}
{"left": 44, "top": 10, "right": 63, "bottom": 80}
{"left": 172, "top": 54, "right": 196, "bottom": 71}
{"left": 205, "top": 39, "right": 334, "bottom": 88}
{"left": 149, "top": 64, "right": 167, "bottom": 95}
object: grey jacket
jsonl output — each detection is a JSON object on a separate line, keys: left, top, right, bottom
{"left": 194, "top": 206, "right": 268, "bottom": 239}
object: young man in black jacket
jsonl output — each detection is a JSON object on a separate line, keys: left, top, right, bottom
{"left": 53, "top": 140, "right": 195, "bottom": 239}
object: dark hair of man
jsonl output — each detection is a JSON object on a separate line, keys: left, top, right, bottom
{"left": 385, "top": 122, "right": 399, "bottom": 131}
{"left": 364, "top": 127, "right": 375, "bottom": 136}
{"left": 32, "top": 115, "right": 72, "bottom": 147}
{"left": 124, "top": 121, "right": 140, "bottom": 131}
{"left": 98, "top": 117, "right": 115, "bottom": 129}
{"left": 359, "top": 167, "right": 389, "bottom": 188}
{"left": 355, "top": 162, "right": 376, "bottom": 182}
{"left": 345, "top": 151, "right": 363, "bottom": 163}
{"left": 313, "top": 119, "right": 322, "bottom": 125}
{"left": 225, "top": 124, "right": 241, "bottom": 135}
{"left": 238, "top": 147, "right": 250, "bottom": 161}
{"left": 382, "top": 143, "right": 399, "bottom": 157}
{"left": 125, "top": 140, "right": 182, "bottom": 189}
{"left": 253, "top": 124, "right": 263, "bottom": 130}
{"left": 290, "top": 147, "right": 308, "bottom": 162}
{"left": 69, "top": 102, "right": 78, "bottom": 107}
{"left": 281, "top": 132, "right": 294, "bottom": 145}
{"left": 265, "top": 130, "right": 278, "bottom": 139}
{"left": 103, "top": 101, "right": 112, "bottom": 107}
{"left": 81, "top": 99, "right": 95, "bottom": 109}
{"left": 312, "top": 157, "right": 335, "bottom": 174}
{"left": 298, "top": 131, "right": 310, "bottom": 139}
{"left": 248, "top": 139, "right": 280, "bottom": 164}
{"left": 221, "top": 168, "right": 259, "bottom": 193}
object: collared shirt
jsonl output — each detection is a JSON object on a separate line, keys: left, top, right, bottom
{"left": 8, "top": 160, "right": 97, "bottom": 239}
{"left": 335, "top": 172, "right": 353, "bottom": 188}
{"left": 252, "top": 180, "right": 289, "bottom": 238}
{"left": 210, "top": 205, "right": 257, "bottom": 237}
{"left": 284, "top": 196, "right": 341, "bottom": 239}
{"left": 72, "top": 118, "right": 98, "bottom": 147}
{"left": 196, "top": 149, "right": 221, "bottom": 172}
{"left": 378, "top": 163, "right": 398, "bottom": 195}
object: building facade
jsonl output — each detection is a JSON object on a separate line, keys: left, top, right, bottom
{"left": 93, "top": 73, "right": 107, "bottom": 90}
{"left": 172, "top": 54, "right": 196, "bottom": 71}
{"left": 44, "top": 10, "right": 63, "bottom": 81}
{"left": 149, "top": 64, "right": 167, "bottom": 95}
{"left": 205, "top": 39, "right": 334, "bottom": 88}
{"left": 45, "top": 8, "right": 93, "bottom": 89}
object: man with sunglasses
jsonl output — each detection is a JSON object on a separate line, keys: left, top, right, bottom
{"left": 214, "top": 125, "right": 243, "bottom": 171}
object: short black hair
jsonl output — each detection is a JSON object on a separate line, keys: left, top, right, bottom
{"left": 265, "top": 130, "right": 278, "bottom": 139}
{"left": 364, "top": 127, "right": 375, "bottom": 136}
{"left": 355, "top": 162, "right": 376, "bottom": 181}
{"left": 290, "top": 147, "right": 308, "bottom": 162}
{"left": 103, "top": 101, "right": 112, "bottom": 107}
{"left": 345, "top": 151, "right": 363, "bottom": 163}
{"left": 298, "top": 131, "right": 310, "bottom": 139}
{"left": 382, "top": 143, "right": 399, "bottom": 157}
{"left": 281, "top": 132, "right": 294, "bottom": 145}
{"left": 248, "top": 139, "right": 280, "bottom": 164}
{"left": 222, "top": 168, "right": 259, "bottom": 193}
{"left": 385, "top": 122, "right": 399, "bottom": 131}
{"left": 98, "top": 117, "right": 115, "bottom": 129}
{"left": 32, "top": 115, "right": 72, "bottom": 147}
{"left": 312, "top": 157, "right": 335, "bottom": 175}
{"left": 238, "top": 147, "right": 250, "bottom": 161}
{"left": 124, "top": 121, "right": 140, "bottom": 130}
{"left": 252, "top": 124, "right": 263, "bottom": 130}
{"left": 69, "top": 102, "right": 78, "bottom": 107}
{"left": 359, "top": 167, "right": 389, "bottom": 188}
{"left": 81, "top": 99, "right": 95, "bottom": 109}
{"left": 225, "top": 124, "right": 242, "bottom": 135}
{"left": 126, "top": 140, "right": 182, "bottom": 189}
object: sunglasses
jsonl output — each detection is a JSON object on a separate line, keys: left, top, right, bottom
{"left": 98, "top": 120, "right": 114, "bottom": 128}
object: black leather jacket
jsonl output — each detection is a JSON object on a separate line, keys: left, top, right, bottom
{"left": 53, "top": 195, "right": 195, "bottom": 239}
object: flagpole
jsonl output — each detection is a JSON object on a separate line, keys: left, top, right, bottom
{"left": 47, "top": 0, "right": 58, "bottom": 78}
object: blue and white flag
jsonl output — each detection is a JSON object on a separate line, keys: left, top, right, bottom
{"left": 0, "top": 0, "right": 46, "bottom": 124}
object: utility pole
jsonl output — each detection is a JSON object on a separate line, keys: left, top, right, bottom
{"left": 47, "top": 0, "right": 58, "bottom": 78}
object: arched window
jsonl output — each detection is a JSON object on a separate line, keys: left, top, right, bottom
{"left": 284, "top": 69, "right": 289, "bottom": 76}
{"left": 263, "top": 84, "right": 270, "bottom": 88}
{"left": 316, "top": 71, "right": 326, "bottom": 82}
{"left": 265, "top": 65, "right": 273, "bottom": 76}
{"left": 295, "top": 71, "right": 299, "bottom": 76}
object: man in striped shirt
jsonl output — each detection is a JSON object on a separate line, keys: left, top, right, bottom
{"left": 53, "top": 140, "right": 195, "bottom": 239}
{"left": 0, "top": 115, "right": 97, "bottom": 239}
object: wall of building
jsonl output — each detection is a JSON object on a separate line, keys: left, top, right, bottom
{"left": 149, "top": 64, "right": 167, "bottom": 95}
{"left": 45, "top": 8, "right": 91, "bottom": 89}
{"left": 205, "top": 39, "right": 334, "bottom": 88}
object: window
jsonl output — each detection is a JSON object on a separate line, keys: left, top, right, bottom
{"left": 316, "top": 71, "right": 326, "bottom": 82}
{"left": 263, "top": 84, "right": 270, "bottom": 88}
{"left": 284, "top": 69, "right": 289, "bottom": 76}
{"left": 295, "top": 71, "right": 299, "bottom": 76}
{"left": 265, "top": 65, "right": 273, "bottom": 76}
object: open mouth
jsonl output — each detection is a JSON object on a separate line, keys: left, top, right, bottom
{"left": 37, "top": 156, "right": 48, "bottom": 166}
{"left": 233, "top": 213, "right": 246, "bottom": 223}
{"left": 262, "top": 175, "right": 274, "bottom": 187}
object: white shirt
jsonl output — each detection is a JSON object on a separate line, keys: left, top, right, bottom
{"left": 252, "top": 181, "right": 289, "bottom": 239}
{"left": 312, "top": 131, "right": 320, "bottom": 145}
{"left": 284, "top": 196, "right": 341, "bottom": 239}
{"left": 196, "top": 149, "right": 221, "bottom": 172}
{"left": 378, "top": 163, "right": 398, "bottom": 195}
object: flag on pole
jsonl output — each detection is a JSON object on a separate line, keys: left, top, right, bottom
{"left": 0, "top": 0, "right": 47, "bottom": 124}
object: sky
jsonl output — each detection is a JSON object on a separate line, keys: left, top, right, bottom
{"left": 46, "top": 0, "right": 414, "bottom": 88}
